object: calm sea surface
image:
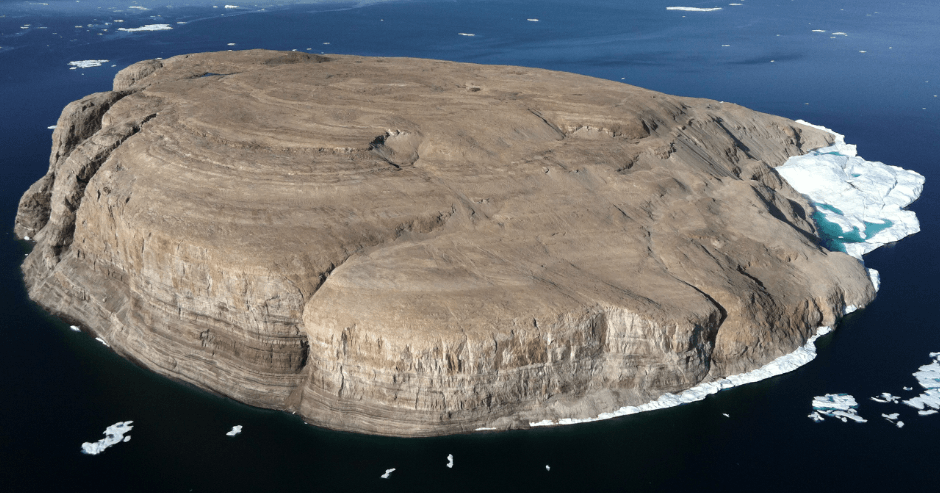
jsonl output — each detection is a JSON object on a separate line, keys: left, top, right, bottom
{"left": 1, "top": 1, "right": 938, "bottom": 491}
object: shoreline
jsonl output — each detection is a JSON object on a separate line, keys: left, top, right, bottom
{"left": 522, "top": 121, "right": 925, "bottom": 430}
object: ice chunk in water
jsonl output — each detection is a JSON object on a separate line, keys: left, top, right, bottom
{"left": 81, "top": 421, "right": 133, "bottom": 455}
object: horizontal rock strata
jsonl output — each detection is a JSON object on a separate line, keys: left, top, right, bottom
{"left": 16, "top": 50, "right": 875, "bottom": 436}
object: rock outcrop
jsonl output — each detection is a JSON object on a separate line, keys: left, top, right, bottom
{"left": 16, "top": 50, "right": 875, "bottom": 436}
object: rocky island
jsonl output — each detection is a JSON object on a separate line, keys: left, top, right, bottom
{"left": 16, "top": 50, "right": 877, "bottom": 436}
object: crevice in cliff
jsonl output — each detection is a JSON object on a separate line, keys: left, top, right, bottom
{"left": 41, "top": 113, "right": 158, "bottom": 264}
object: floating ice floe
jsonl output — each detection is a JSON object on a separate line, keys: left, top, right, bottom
{"left": 881, "top": 413, "right": 904, "bottom": 427}
{"left": 70, "top": 325, "right": 80, "bottom": 331}
{"left": 667, "top": 6, "right": 722, "bottom": 11}
{"left": 871, "top": 392, "right": 900, "bottom": 403}
{"left": 902, "top": 353, "right": 940, "bottom": 413}
{"left": 777, "top": 121, "right": 924, "bottom": 260}
{"left": 446, "top": 454, "right": 454, "bottom": 468}
{"left": 81, "top": 421, "right": 133, "bottom": 455}
{"left": 810, "top": 393, "right": 867, "bottom": 423}
{"left": 530, "top": 326, "right": 835, "bottom": 427}
{"left": 118, "top": 24, "right": 172, "bottom": 32}
{"left": 545, "top": 465, "right": 551, "bottom": 471}
{"left": 226, "top": 425, "right": 242, "bottom": 436}
{"left": 722, "top": 413, "right": 730, "bottom": 417}
{"left": 68, "top": 60, "right": 109, "bottom": 68}
{"left": 381, "top": 468, "right": 395, "bottom": 479}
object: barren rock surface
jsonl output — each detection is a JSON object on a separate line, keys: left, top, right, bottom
{"left": 16, "top": 50, "right": 875, "bottom": 436}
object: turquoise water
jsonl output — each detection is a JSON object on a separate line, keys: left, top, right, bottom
{"left": 812, "top": 203, "right": 895, "bottom": 252}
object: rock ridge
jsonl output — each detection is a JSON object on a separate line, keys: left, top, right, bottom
{"left": 16, "top": 50, "right": 875, "bottom": 436}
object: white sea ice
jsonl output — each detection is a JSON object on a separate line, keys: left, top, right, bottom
{"left": 545, "top": 465, "right": 551, "bottom": 471}
{"left": 68, "top": 60, "right": 109, "bottom": 68}
{"left": 777, "top": 121, "right": 924, "bottom": 260}
{"left": 381, "top": 468, "right": 395, "bottom": 479}
{"left": 446, "top": 454, "right": 454, "bottom": 468}
{"left": 226, "top": 425, "right": 242, "bottom": 436}
{"left": 881, "top": 413, "right": 903, "bottom": 427}
{"left": 810, "top": 394, "right": 867, "bottom": 423}
{"left": 531, "top": 326, "right": 835, "bottom": 427}
{"left": 871, "top": 392, "right": 900, "bottom": 403}
{"left": 81, "top": 421, "right": 133, "bottom": 455}
{"left": 667, "top": 7, "right": 722, "bottom": 11}
{"left": 70, "top": 325, "right": 80, "bottom": 331}
{"left": 868, "top": 269, "right": 881, "bottom": 292}
{"left": 902, "top": 353, "right": 940, "bottom": 412}
{"left": 118, "top": 24, "right": 172, "bottom": 32}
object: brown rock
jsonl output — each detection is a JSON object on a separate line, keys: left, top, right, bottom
{"left": 16, "top": 50, "right": 875, "bottom": 436}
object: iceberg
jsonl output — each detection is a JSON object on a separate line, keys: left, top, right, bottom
{"left": 870, "top": 392, "right": 900, "bottom": 403}
{"left": 118, "top": 24, "right": 172, "bottom": 32}
{"left": 902, "top": 353, "right": 940, "bottom": 413}
{"left": 777, "top": 121, "right": 924, "bottom": 260}
{"left": 667, "top": 7, "right": 722, "bottom": 12}
{"left": 381, "top": 468, "right": 395, "bottom": 479}
{"left": 68, "top": 60, "right": 109, "bottom": 69}
{"left": 446, "top": 454, "right": 453, "bottom": 468}
{"left": 81, "top": 421, "right": 133, "bottom": 455}
{"left": 226, "top": 425, "right": 242, "bottom": 436}
{"left": 810, "top": 393, "right": 867, "bottom": 423}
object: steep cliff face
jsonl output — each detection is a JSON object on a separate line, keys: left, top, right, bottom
{"left": 16, "top": 50, "right": 875, "bottom": 436}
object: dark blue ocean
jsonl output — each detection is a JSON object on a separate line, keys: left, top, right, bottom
{"left": 1, "top": 1, "right": 938, "bottom": 491}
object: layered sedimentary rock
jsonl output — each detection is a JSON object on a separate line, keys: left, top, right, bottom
{"left": 16, "top": 50, "right": 875, "bottom": 436}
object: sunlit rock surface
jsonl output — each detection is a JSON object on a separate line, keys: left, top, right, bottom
{"left": 17, "top": 50, "right": 878, "bottom": 436}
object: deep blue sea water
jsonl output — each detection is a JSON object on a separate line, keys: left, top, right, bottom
{"left": 1, "top": 1, "right": 938, "bottom": 491}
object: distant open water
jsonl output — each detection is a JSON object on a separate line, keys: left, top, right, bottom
{"left": 1, "top": 1, "right": 938, "bottom": 491}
